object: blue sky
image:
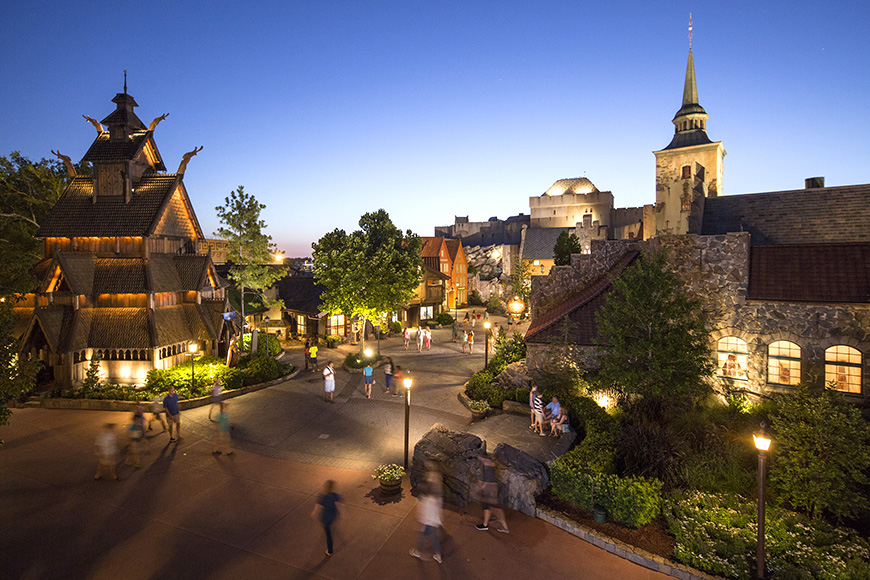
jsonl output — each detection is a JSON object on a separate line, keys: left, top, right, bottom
{"left": 2, "top": 1, "right": 868, "bottom": 257}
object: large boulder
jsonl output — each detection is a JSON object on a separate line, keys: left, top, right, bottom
{"left": 494, "top": 360, "right": 533, "bottom": 390}
{"left": 410, "top": 424, "right": 549, "bottom": 515}
{"left": 493, "top": 443, "right": 550, "bottom": 516}
{"left": 410, "top": 423, "right": 485, "bottom": 506}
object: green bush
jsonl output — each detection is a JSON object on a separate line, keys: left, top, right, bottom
{"left": 465, "top": 370, "right": 507, "bottom": 407}
{"left": 485, "top": 295, "right": 505, "bottom": 315}
{"left": 551, "top": 459, "right": 662, "bottom": 528}
{"left": 469, "top": 290, "right": 484, "bottom": 306}
{"left": 238, "top": 355, "right": 283, "bottom": 383}
{"left": 391, "top": 321, "right": 403, "bottom": 334}
{"left": 325, "top": 334, "right": 342, "bottom": 344}
{"left": 486, "top": 332, "right": 526, "bottom": 375}
{"left": 664, "top": 491, "right": 870, "bottom": 580}
{"left": 240, "top": 332, "right": 282, "bottom": 356}
{"left": 435, "top": 312, "right": 454, "bottom": 326}
{"left": 343, "top": 351, "right": 381, "bottom": 369}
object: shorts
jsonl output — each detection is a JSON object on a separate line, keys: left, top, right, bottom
{"left": 534, "top": 411, "right": 544, "bottom": 424}
{"left": 364, "top": 376, "right": 374, "bottom": 385}
{"left": 167, "top": 413, "right": 180, "bottom": 425}
{"left": 325, "top": 380, "right": 335, "bottom": 393}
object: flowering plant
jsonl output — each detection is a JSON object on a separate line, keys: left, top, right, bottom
{"left": 372, "top": 463, "right": 405, "bottom": 482}
{"left": 470, "top": 400, "right": 491, "bottom": 412}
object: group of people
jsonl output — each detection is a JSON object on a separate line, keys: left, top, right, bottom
{"left": 401, "top": 327, "right": 433, "bottom": 352}
{"left": 529, "top": 385, "right": 569, "bottom": 437}
{"left": 315, "top": 455, "right": 509, "bottom": 563}
{"left": 94, "top": 379, "right": 232, "bottom": 480}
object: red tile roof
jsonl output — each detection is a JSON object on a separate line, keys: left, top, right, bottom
{"left": 747, "top": 243, "right": 870, "bottom": 303}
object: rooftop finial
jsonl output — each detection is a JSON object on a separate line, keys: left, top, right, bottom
{"left": 123, "top": 70, "right": 127, "bottom": 94}
{"left": 688, "top": 13, "right": 693, "bottom": 50}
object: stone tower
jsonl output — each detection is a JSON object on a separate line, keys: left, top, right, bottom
{"left": 653, "top": 48, "right": 725, "bottom": 235}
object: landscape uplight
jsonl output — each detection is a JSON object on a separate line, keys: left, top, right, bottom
{"left": 403, "top": 376, "right": 413, "bottom": 469}
{"left": 754, "top": 423, "right": 771, "bottom": 579}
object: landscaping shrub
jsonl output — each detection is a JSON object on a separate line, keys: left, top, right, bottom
{"left": 485, "top": 332, "right": 526, "bottom": 375}
{"left": 238, "top": 354, "right": 283, "bottom": 383}
{"left": 240, "top": 332, "right": 282, "bottom": 356}
{"left": 485, "top": 295, "right": 505, "bottom": 315}
{"left": 435, "top": 312, "right": 454, "bottom": 326}
{"left": 664, "top": 491, "right": 870, "bottom": 580}
{"left": 551, "top": 458, "right": 662, "bottom": 528}
{"left": 469, "top": 290, "right": 484, "bottom": 306}
{"left": 343, "top": 351, "right": 381, "bottom": 369}
{"left": 391, "top": 321, "right": 403, "bottom": 334}
{"left": 465, "top": 370, "right": 507, "bottom": 406}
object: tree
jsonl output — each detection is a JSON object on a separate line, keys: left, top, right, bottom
{"left": 0, "top": 152, "right": 80, "bottom": 293}
{"left": 215, "top": 186, "right": 283, "bottom": 328}
{"left": 594, "top": 248, "right": 714, "bottom": 401}
{"left": 509, "top": 259, "right": 533, "bottom": 306}
{"left": 312, "top": 210, "right": 422, "bottom": 349}
{"left": 770, "top": 385, "right": 870, "bottom": 521}
{"left": 553, "top": 230, "right": 583, "bottom": 266}
{"left": 0, "top": 301, "right": 40, "bottom": 442}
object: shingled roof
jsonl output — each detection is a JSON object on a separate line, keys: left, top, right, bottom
{"left": 747, "top": 243, "right": 870, "bottom": 303}
{"left": 701, "top": 184, "right": 870, "bottom": 245}
{"left": 36, "top": 175, "right": 179, "bottom": 238}
{"left": 93, "top": 258, "right": 146, "bottom": 294}
{"left": 81, "top": 307, "right": 151, "bottom": 349}
{"left": 521, "top": 227, "right": 574, "bottom": 260}
{"left": 525, "top": 251, "right": 640, "bottom": 345}
{"left": 81, "top": 132, "right": 150, "bottom": 164}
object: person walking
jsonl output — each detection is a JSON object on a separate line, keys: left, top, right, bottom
{"left": 147, "top": 395, "right": 167, "bottom": 433}
{"left": 94, "top": 423, "right": 118, "bottom": 480}
{"left": 304, "top": 339, "right": 310, "bottom": 371}
{"left": 410, "top": 468, "right": 444, "bottom": 563}
{"left": 475, "top": 454, "right": 509, "bottom": 533}
{"left": 403, "top": 327, "right": 410, "bottom": 350}
{"left": 212, "top": 402, "right": 233, "bottom": 455}
{"left": 363, "top": 361, "right": 374, "bottom": 399}
{"left": 461, "top": 330, "right": 468, "bottom": 354}
{"left": 308, "top": 343, "right": 319, "bottom": 372}
{"left": 468, "top": 330, "right": 475, "bottom": 354}
{"left": 392, "top": 366, "right": 403, "bottom": 397}
{"left": 163, "top": 386, "right": 181, "bottom": 442}
{"left": 416, "top": 327, "right": 423, "bottom": 352}
{"left": 323, "top": 361, "right": 336, "bottom": 403}
{"left": 424, "top": 327, "right": 431, "bottom": 350}
{"left": 451, "top": 320, "right": 458, "bottom": 342}
{"left": 313, "top": 480, "right": 341, "bottom": 556}
{"left": 532, "top": 388, "right": 546, "bottom": 436}
{"left": 208, "top": 377, "right": 223, "bottom": 422}
{"left": 471, "top": 310, "right": 477, "bottom": 328}
{"left": 124, "top": 410, "right": 145, "bottom": 468}
{"left": 383, "top": 357, "right": 393, "bottom": 394}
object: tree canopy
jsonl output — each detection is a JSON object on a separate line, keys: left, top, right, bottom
{"left": 0, "top": 152, "right": 80, "bottom": 294}
{"left": 312, "top": 210, "right": 422, "bottom": 337}
{"left": 553, "top": 230, "right": 583, "bottom": 266}
{"left": 215, "top": 186, "right": 283, "bottom": 322}
{"left": 594, "top": 248, "right": 714, "bottom": 400}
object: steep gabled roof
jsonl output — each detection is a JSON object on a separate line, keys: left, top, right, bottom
{"left": 702, "top": 184, "right": 870, "bottom": 245}
{"left": 445, "top": 239, "right": 464, "bottom": 263}
{"left": 93, "top": 258, "right": 146, "bottom": 294}
{"left": 81, "top": 132, "right": 151, "bottom": 164}
{"left": 82, "top": 307, "right": 151, "bottom": 349}
{"left": 53, "top": 253, "right": 96, "bottom": 294}
{"left": 421, "top": 237, "right": 446, "bottom": 258}
{"left": 747, "top": 243, "right": 870, "bottom": 303}
{"left": 36, "top": 175, "right": 179, "bottom": 238}
{"left": 525, "top": 251, "right": 640, "bottom": 344}
{"left": 173, "top": 255, "right": 209, "bottom": 290}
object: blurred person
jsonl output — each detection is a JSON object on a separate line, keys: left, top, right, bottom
{"left": 383, "top": 357, "right": 393, "bottom": 394}
{"left": 410, "top": 465, "right": 444, "bottom": 563}
{"left": 313, "top": 480, "right": 342, "bottom": 556}
{"left": 208, "top": 376, "right": 223, "bottom": 422}
{"left": 323, "top": 361, "right": 335, "bottom": 403}
{"left": 212, "top": 402, "right": 233, "bottom": 455}
{"left": 147, "top": 395, "right": 167, "bottom": 433}
{"left": 475, "top": 454, "right": 509, "bottom": 533}
{"left": 94, "top": 423, "right": 118, "bottom": 480}
{"left": 124, "top": 410, "right": 145, "bottom": 468}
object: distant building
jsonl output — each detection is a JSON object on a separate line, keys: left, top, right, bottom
{"left": 198, "top": 238, "right": 231, "bottom": 264}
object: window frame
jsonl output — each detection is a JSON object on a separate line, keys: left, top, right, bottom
{"left": 767, "top": 341, "right": 801, "bottom": 387}
{"left": 717, "top": 336, "right": 748, "bottom": 381}
{"left": 825, "top": 345, "right": 863, "bottom": 394}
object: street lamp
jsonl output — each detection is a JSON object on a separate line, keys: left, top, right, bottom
{"left": 507, "top": 295, "right": 526, "bottom": 332}
{"left": 753, "top": 423, "right": 772, "bottom": 579}
{"left": 403, "top": 375, "right": 413, "bottom": 470}
{"left": 483, "top": 321, "right": 491, "bottom": 369}
{"left": 188, "top": 342, "right": 198, "bottom": 388}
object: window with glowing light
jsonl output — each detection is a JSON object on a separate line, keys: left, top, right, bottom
{"left": 767, "top": 341, "right": 801, "bottom": 386}
{"left": 717, "top": 337, "right": 748, "bottom": 380}
{"left": 327, "top": 314, "right": 346, "bottom": 337}
{"left": 825, "top": 345, "right": 862, "bottom": 394}
{"left": 420, "top": 306, "right": 434, "bottom": 320}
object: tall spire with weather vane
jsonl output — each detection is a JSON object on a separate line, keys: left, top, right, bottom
{"left": 662, "top": 13, "right": 711, "bottom": 150}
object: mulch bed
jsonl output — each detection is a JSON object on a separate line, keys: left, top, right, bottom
{"left": 537, "top": 489, "right": 676, "bottom": 560}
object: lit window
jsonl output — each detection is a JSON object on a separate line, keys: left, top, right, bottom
{"left": 296, "top": 314, "right": 306, "bottom": 335}
{"left": 718, "top": 337, "right": 748, "bottom": 380}
{"left": 825, "top": 345, "right": 862, "bottom": 394}
{"left": 767, "top": 341, "right": 800, "bottom": 386}
{"left": 420, "top": 306, "right": 434, "bottom": 320}
{"left": 327, "top": 314, "right": 345, "bottom": 337}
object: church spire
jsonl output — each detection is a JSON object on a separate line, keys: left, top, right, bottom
{"left": 662, "top": 17, "right": 712, "bottom": 151}
{"left": 682, "top": 48, "right": 699, "bottom": 109}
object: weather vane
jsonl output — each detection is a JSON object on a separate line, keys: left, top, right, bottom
{"left": 688, "top": 13, "right": 693, "bottom": 50}
{"left": 124, "top": 70, "right": 127, "bottom": 93}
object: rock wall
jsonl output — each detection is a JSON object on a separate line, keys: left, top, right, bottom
{"left": 410, "top": 424, "right": 549, "bottom": 515}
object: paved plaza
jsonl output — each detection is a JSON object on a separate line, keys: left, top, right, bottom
{"left": 0, "top": 313, "right": 670, "bottom": 580}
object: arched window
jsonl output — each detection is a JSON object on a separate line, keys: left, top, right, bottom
{"left": 125, "top": 350, "right": 131, "bottom": 360}
{"left": 768, "top": 341, "right": 801, "bottom": 386}
{"left": 73, "top": 352, "right": 79, "bottom": 364}
{"left": 825, "top": 346, "right": 862, "bottom": 394}
{"left": 717, "top": 337, "right": 748, "bottom": 380}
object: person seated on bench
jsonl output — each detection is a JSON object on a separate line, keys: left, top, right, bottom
{"left": 544, "top": 397, "right": 561, "bottom": 425}
{"left": 549, "top": 407, "right": 569, "bottom": 437}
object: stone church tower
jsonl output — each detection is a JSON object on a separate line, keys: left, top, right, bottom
{"left": 653, "top": 48, "right": 725, "bottom": 235}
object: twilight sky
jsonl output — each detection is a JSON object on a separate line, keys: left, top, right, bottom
{"left": 2, "top": 1, "right": 869, "bottom": 257}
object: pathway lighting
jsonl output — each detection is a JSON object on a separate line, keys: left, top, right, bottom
{"left": 403, "top": 375, "right": 413, "bottom": 470}
{"left": 754, "top": 423, "right": 771, "bottom": 579}
{"left": 484, "top": 321, "right": 491, "bottom": 369}
{"left": 188, "top": 342, "right": 199, "bottom": 388}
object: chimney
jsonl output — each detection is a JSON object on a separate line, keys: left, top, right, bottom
{"left": 805, "top": 177, "right": 825, "bottom": 189}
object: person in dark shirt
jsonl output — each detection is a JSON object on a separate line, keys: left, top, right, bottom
{"left": 163, "top": 386, "right": 181, "bottom": 442}
{"left": 313, "top": 480, "right": 342, "bottom": 556}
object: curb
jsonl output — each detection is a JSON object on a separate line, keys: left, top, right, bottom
{"left": 18, "top": 367, "right": 300, "bottom": 413}
{"left": 535, "top": 506, "right": 721, "bottom": 580}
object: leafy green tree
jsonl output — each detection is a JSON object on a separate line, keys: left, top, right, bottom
{"left": 312, "top": 209, "right": 422, "bottom": 349}
{"left": 0, "top": 152, "right": 81, "bottom": 293}
{"left": 594, "top": 248, "right": 714, "bottom": 400}
{"left": 553, "top": 230, "right": 583, "bottom": 266}
{"left": 509, "top": 259, "right": 533, "bottom": 308}
{"left": 0, "top": 301, "right": 40, "bottom": 442}
{"left": 215, "top": 186, "right": 284, "bottom": 327}
{"left": 770, "top": 385, "right": 870, "bottom": 521}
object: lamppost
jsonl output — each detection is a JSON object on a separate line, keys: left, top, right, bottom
{"left": 403, "top": 375, "right": 413, "bottom": 470}
{"left": 753, "top": 423, "right": 772, "bottom": 579}
{"left": 188, "top": 342, "right": 198, "bottom": 388}
{"left": 483, "top": 321, "right": 491, "bottom": 369}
